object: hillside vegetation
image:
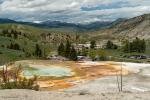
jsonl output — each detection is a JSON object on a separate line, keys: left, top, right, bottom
{"left": 0, "top": 24, "right": 86, "bottom": 63}
{"left": 88, "top": 14, "right": 150, "bottom": 41}
{"left": 1, "top": 13, "right": 150, "bottom": 63}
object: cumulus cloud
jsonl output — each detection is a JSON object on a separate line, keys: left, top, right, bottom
{"left": 0, "top": 0, "right": 150, "bottom": 23}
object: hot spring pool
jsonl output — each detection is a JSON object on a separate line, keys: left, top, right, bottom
{"left": 22, "top": 66, "right": 74, "bottom": 77}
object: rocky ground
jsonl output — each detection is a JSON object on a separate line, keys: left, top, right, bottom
{"left": 0, "top": 62, "right": 150, "bottom": 100}
{"left": 0, "top": 89, "right": 149, "bottom": 100}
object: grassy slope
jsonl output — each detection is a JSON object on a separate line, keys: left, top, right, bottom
{"left": 0, "top": 23, "right": 85, "bottom": 63}
{"left": 0, "top": 23, "right": 149, "bottom": 63}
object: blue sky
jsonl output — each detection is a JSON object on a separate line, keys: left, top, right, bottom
{"left": 0, "top": 0, "right": 150, "bottom": 23}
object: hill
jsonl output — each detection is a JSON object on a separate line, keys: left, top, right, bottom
{"left": 1, "top": 13, "right": 150, "bottom": 41}
{"left": 88, "top": 14, "right": 150, "bottom": 41}
{"left": 0, "top": 23, "right": 85, "bottom": 63}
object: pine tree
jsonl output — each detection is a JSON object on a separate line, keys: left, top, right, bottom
{"left": 132, "top": 37, "right": 139, "bottom": 52}
{"left": 9, "top": 43, "right": 14, "bottom": 49}
{"left": 90, "top": 40, "right": 96, "bottom": 49}
{"left": 65, "top": 40, "right": 71, "bottom": 57}
{"left": 2, "top": 29, "right": 8, "bottom": 36}
{"left": 58, "top": 42, "right": 65, "bottom": 56}
{"left": 14, "top": 43, "right": 20, "bottom": 50}
{"left": 106, "top": 40, "right": 113, "bottom": 49}
{"left": 7, "top": 33, "right": 12, "bottom": 37}
{"left": 141, "top": 39, "right": 146, "bottom": 53}
{"left": 123, "top": 40, "right": 130, "bottom": 53}
{"left": 106, "top": 40, "right": 118, "bottom": 49}
{"left": 35, "top": 44, "right": 42, "bottom": 57}
{"left": 13, "top": 32, "right": 18, "bottom": 39}
{"left": 123, "top": 38, "right": 146, "bottom": 53}
{"left": 70, "top": 46, "right": 77, "bottom": 61}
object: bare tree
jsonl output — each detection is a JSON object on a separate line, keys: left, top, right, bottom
{"left": 116, "top": 72, "right": 120, "bottom": 92}
{"left": 116, "top": 60, "right": 123, "bottom": 92}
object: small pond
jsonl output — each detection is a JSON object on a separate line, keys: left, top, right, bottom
{"left": 22, "top": 65, "right": 74, "bottom": 77}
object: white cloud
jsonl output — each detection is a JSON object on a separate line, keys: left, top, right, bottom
{"left": 0, "top": 0, "right": 150, "bottom": 23}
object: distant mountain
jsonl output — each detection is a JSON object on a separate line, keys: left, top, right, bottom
{"left": 39, "top": 20, "right": 82, "bottom": 31}
{"left": 37, "top": 20, "right": 114, "bottom": 31}
{"left": 1, "top": 13, "right": 150, "bottom": 42}
{"left": 3, "top": 14, "right": 150, "bottom": 41}
{"left": 80, "top": 21, "right": 113, "bottom": 30}
{"left": 41, "top": 21, "right": 78, "bottom": 28}
{"left": 0, "top": 18, "right": 114, "bottom": 31}
{"left": 0, "top": 18, "right": 17, "bottom": 24}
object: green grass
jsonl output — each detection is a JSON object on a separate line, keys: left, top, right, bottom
{"left": 0, "top": 23, "right": 149, "bottom": 64}
{"left": 0, "top": 23, "right": 86, "bottom": 63}
{"left": 0, "top": 47, "right": 25, "bottom": 63}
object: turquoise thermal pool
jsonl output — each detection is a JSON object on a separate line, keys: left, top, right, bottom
{"left": 22, "top": 66, "right": 74, "bottom": 77}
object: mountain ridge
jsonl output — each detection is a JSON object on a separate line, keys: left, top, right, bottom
{"left": 88, "top": 13, "right": 150, "bottom": 41}
{"left": 0, "top": 18, "right": 122, "bottom": 31}
{"left": 1, "top": 13, "right": 150, "bottom": 40}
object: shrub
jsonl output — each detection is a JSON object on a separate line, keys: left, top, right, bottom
{"left": 0, "top": 64, "right": 39, "bottom": 91}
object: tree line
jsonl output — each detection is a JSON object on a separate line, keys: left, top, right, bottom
{"left": 1, "top": 29, "right": 23, "bottom": 39}
{"left": 58, "top": 40, "right": 77, "bottom": 61}
{"left": 7, "top": 42, "right": 20, "bottom": 50}
{"left": 106, "top": 40, "right": 118, "bottom": 49}
{"left": 123, "top": 37, "right": 146, "bottom": 53}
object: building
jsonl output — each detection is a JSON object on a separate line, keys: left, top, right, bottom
{"left": 47, "top": 55, "right": 68, "bottom": 61}
{"left": 74, "top": 43, "right": 104, "bottom": 50}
